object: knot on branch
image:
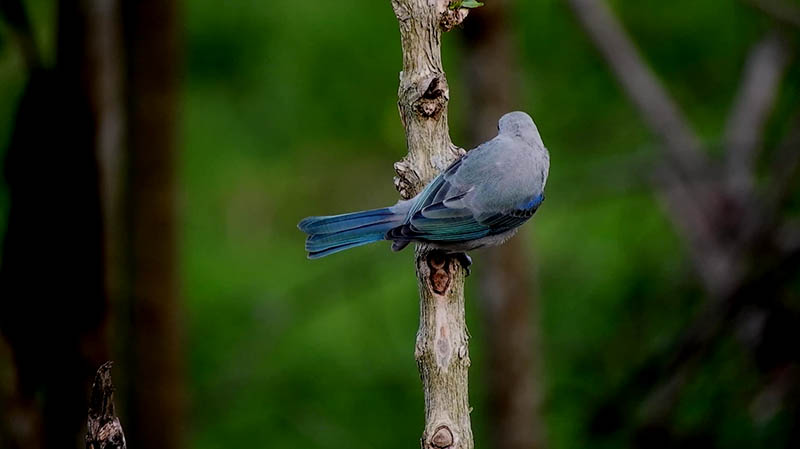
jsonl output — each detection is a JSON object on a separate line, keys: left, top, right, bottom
{"left": 414, "top": 76, "right": 448, "bottom": 118}
{"left": 440, "top": 7, "right": 469, "bottom": 31}
{"left": 458, "top": 343, "right": 471, "bottom": 366}
{"left": 430, "top": 425, "right": 454, "bottom": 448}
{"left": 449, "top": 144, "right": 467, "bottom": 158}
{"left": 428, "top": 251, "right": 452, "bottom": 295}
{"left": 391, "top": 0, "right": 411, "bottom": 22}
{"left": 394, "top": 159, "right": 421, "bottom": 199}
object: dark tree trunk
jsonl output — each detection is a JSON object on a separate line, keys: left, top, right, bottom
{"left": 0, "top": 0, "right": 118, "bottom": 446}
{"left": 0, "top": 1, "right": 182, "bottom": 448}
{"left": 462, "top": 2, "right": 547, "bottom": 449}
{"left": 120, "top": 1, "right": 184, "bottom": 448}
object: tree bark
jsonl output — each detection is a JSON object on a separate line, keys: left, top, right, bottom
{"left": 462, "top": 3, "right": 546, "bottom": 449}
{"left": 120, "top": 1, "right": 183, "bottom": 448}
{"left": 389, "top": 1, "right": 474, "bottom": 448}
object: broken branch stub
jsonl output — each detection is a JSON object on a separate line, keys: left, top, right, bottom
{"left": 86, "top": 362, "right": 127, "bottom": 449}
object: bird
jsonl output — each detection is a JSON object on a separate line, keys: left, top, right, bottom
{"left": 298, "top": 111, "right": 549, "bottom": 270}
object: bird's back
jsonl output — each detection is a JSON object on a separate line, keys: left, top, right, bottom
{"left": 449, "top": 134, "right": 548, "bottom": 215}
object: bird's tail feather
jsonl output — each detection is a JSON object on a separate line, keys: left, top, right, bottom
{"left": 298, "top": 207, "right": 402, "bottom": 259}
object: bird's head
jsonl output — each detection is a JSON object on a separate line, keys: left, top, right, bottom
{"left": 497, "top": 111, "right": 543, "bottom": 148}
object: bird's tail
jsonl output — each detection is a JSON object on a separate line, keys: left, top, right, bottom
{"left": 298, "top": 207, "right": 403, "bottom": 259}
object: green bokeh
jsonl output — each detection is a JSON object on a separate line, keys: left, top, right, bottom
{"left": 1, "top": 0, "right": 797, "bottom": 448}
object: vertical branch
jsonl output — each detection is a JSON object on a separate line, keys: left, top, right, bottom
{"left": 87, "top": 0, "right": 127, "bottom": 318}
{"left": 724, "top": 31, "right": 791, "bottom": 195}
{"left": 390, "top": 1, "right": 473, "bottom": 448}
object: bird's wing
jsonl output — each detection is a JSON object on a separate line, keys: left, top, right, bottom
{"left": 404, "top": 154, "right": 471, "bottom": 218}
{"left": 389, "top": 148, "right": 544, "bottom": 243}
{"left": 388, "top": 193, "right": 543, "bottom": 242}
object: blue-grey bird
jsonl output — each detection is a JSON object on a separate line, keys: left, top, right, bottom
{"left": 298, "top": 111, "right": 549, "bottom": 265}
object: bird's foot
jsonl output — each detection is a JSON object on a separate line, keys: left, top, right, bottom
{"left": 454, "top": 252, "right": 472, "bottom": 276}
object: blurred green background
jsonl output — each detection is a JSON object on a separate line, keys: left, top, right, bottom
{"left": 1, "top": 1, "right": 798, "bottom": 449}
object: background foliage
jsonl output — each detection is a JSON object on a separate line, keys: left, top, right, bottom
{"left": 0, "top": 1, "right": 798, "bottom": 448}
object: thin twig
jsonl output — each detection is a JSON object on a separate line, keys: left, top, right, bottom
{"left": 724, "top": 31, "right": 792, "bottom": 195}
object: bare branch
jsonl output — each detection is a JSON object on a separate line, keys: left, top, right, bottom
{"left": 566, "top": 0, "right": 707, "bottom": 176}
{"left": 725, "top": 31, "right": 792, "bottom": 194}
{"left": 742, "top": 0, "right": 800, "bottom": 29}
{"left": 391, "top": 0, "right": 473, "bottom": 447}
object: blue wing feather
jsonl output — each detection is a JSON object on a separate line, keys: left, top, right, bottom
{"left": 388, "top": 150, "right": 544, "bottom": 245}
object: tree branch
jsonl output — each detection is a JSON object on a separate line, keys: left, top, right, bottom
{"left": 566, "top": 0, "right": 753, "bottom": 296}
{"left": 390, "top": 1, "right": 473, "bottom": 448}
{"left": 566, "top": 0, "right": 707, "bottom": 178}
{"left": 724, "top": 31, "right": 792, "bottom": 195}
{"left": 122, "top": 1, "right": 183, "bottom": 446}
